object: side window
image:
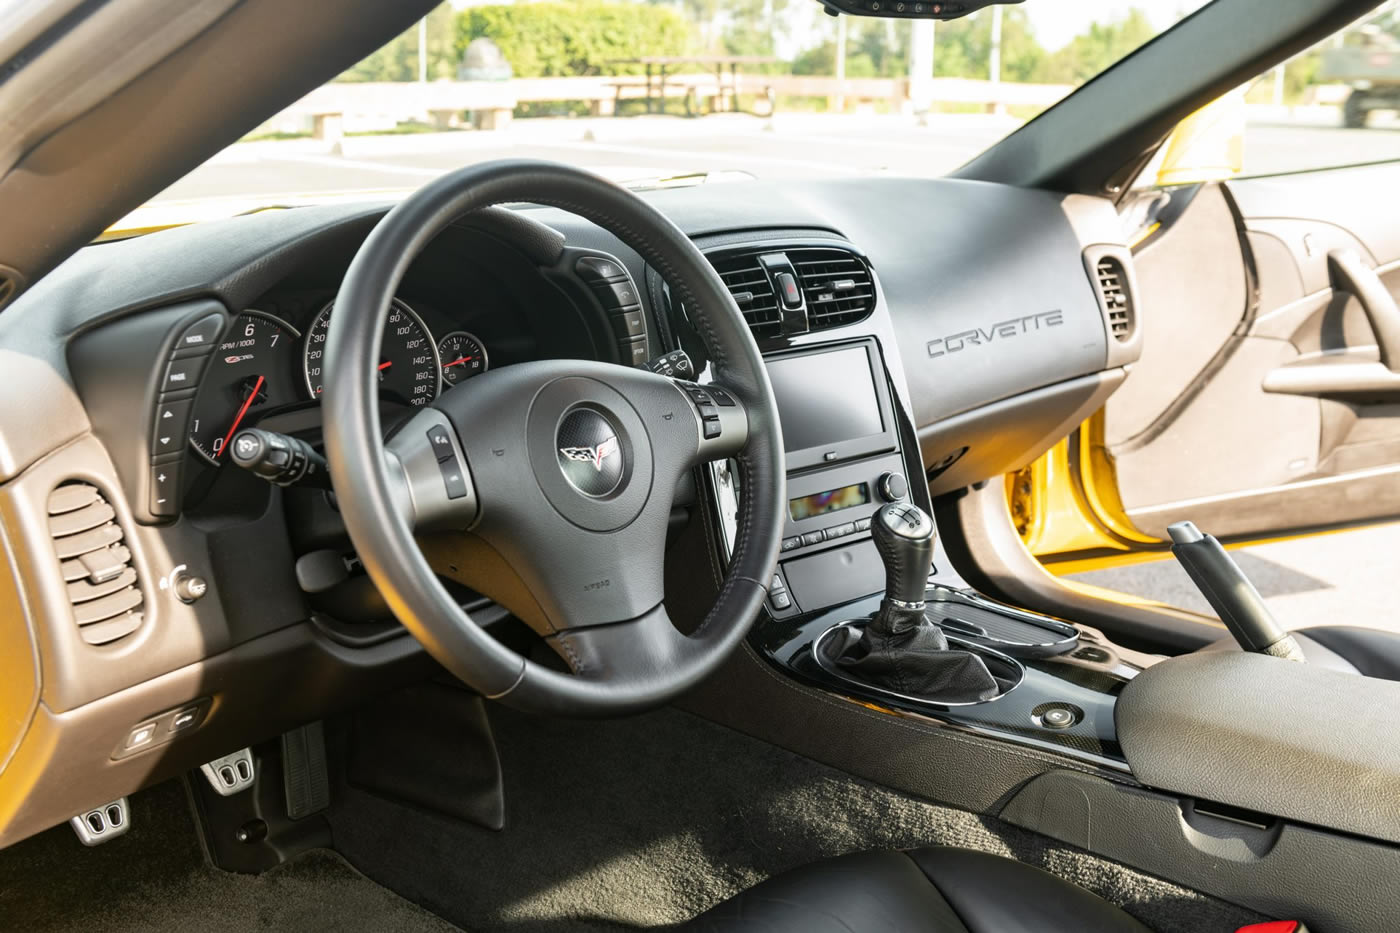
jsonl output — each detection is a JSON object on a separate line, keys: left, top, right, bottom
{"left": 1145, "top": 9, "right": 1400, "bottom": 186}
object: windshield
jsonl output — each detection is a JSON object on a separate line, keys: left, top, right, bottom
{"left": 145, "top": 1, "right": 1210, "bottom": 214}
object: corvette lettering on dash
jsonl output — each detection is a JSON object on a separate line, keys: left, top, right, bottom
{"left": 926, "top": 310, "right": 1065, "bottom": 359}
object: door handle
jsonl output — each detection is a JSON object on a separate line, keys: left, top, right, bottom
{"left": 1328, "top": 249, "right": 1400, "bottom": 372}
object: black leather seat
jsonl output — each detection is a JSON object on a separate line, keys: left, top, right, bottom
{"left": 1203, "top": 625, "right": 1400, "bottom": 681}
{"left": 687, "top": 846, "right": 1150, "bottom": 932}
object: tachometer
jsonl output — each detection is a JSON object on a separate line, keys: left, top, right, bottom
{"left": 437, "top": 331, "right": 489, "bottom": 387}
{"left": 188, "top": 311, "right": 300, "bottom": 465}
{"left": 303, "top": 298, "right": 441, "bottom": 407}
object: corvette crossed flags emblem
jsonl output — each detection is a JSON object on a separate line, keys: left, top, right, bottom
{"left": 558, "top": 436, "right": 620, "bottom": 471}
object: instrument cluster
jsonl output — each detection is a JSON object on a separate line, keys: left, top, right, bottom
{"left": 187, "top": 296, "right": 489, "bottom": 466}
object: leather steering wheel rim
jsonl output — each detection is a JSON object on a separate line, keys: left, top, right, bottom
{"left": 323, "top": 160, "right": 785, "bottom": 716}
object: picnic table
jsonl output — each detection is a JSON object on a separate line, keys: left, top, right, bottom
{"left": 605, "top": 55, "right": 777, "bottom": 116}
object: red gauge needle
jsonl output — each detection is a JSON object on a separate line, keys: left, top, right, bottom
{"left": 378, "top": 361, "right": 393, "bottom": 371}
{"left": 443, "top": 356, "right": 474, "bottom": 368}
{"left": 218, "top": 374, "right": 265, "bottom": 458}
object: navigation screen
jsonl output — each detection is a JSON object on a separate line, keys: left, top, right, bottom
{"left": 789, "top": 482, "right": 871, "bottom": 521}
{"left": 766, "top": 347, "right": 884, "bottom": 453}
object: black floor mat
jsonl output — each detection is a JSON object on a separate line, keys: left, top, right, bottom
{"left": 328, "top": 704, "right": 1265, "bottom": 933}
{"left": 0, "top": 781, "right": 461, "bottom": 932}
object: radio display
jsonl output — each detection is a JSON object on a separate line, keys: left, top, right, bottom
{"left": 789, "top": 482, "right": 871, "bottom": 521}
{"left": 766, "top": 347, "right": 884, "bottom": 453}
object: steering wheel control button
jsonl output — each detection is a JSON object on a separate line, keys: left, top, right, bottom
{"left": 574, "top": 255, "right": 628, "bottom": 282}
{"left": 877, "top": 471, "right": 909, "bottom": 502}
{"left": 556, "top": 409, "right": 625, "bottom": 498}
{"left": 439, "top": 456, "right": 469, "bottom": 500}
{"left": 592, "top": 280, "right": 640, "bottom": 309}
{"left": 708, "top": 386, "right": 737, "bottom": 406}
{"left": 426, "top": 425, "right": 455, "bottom": 462}
{"left": 162, "top": 355, "right": 208, "bottom": 393}
{"left": 172, "top": 313, "right": 225, "bottom": 357}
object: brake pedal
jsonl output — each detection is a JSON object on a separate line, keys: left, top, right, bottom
{"left": 200, "top": 748, "right": 256, "bottom": 796}
{"left": 70, "top": 797, "right": 131, "bottom": 846}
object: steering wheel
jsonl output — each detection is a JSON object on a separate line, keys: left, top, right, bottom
{"left": 322, "top": 161, "right": 785, "bottom": 716}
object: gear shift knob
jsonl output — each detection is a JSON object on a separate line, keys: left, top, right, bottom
{"left": 871, "top": 502, "right": 936, "bottom": 608}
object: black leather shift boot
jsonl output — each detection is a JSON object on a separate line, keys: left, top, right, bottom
{"left": 821, "top": 603, "right": 1001, "bottom": 703}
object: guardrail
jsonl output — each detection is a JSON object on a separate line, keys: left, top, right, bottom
{"left": 261, "top": 75, "right": 1078, "bottom": 139}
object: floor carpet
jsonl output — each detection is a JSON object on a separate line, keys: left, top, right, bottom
{"left": 0, "top": 781, "right": 461, "bottom": 932}
{"left": 328, "top": 703, "right": 1265, "bottom": 933}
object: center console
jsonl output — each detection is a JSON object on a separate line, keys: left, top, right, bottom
{"left": 706, "top": 334, "right": 1145, "bottom": 773}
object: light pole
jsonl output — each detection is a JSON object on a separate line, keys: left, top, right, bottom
{"left": 909, "top": 19, "right": 935, "bottom": 116}
{"left": 835, "top": 15, "right": 848, "bottom": 112}
{"left": 418, "top": 17, "right": 428, "bottom": 83}
{"left": 989, "top": 3, "right": 1003, "bottom": 114}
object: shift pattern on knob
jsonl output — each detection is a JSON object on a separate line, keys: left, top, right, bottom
{"left": 871, "top": 502, "right": 936, "bottom": 608}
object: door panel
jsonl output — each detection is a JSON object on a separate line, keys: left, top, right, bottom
{"left": 1099, "top": 163, "right": 1400, "bottom": 542}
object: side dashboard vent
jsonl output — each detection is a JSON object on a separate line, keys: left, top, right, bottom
{"left": 1095, "top": 256, "right": 1135, "bottom": 342}
{"left": 47, "top": 483, "right": 143, "bottom": 646}
{"left": 789, "top": 247, "right": 876, "bottom": 331}
{"left": 710, "top": 253, "right": 782, "bottom": 339}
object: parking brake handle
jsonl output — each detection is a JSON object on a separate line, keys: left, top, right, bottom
{"left": 1167, "top": 522, "right": 1306, "bottom": 662}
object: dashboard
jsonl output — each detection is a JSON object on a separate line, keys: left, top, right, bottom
{"left": 0, "top": 177, "right": 1137, "bottom": 848}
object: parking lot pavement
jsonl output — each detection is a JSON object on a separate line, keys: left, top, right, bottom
{"left": 1067, "top": 521, "right": 1400, "bottom": 638}
{"left": 150, "top": 111, "right": 1400, "bottom": 206}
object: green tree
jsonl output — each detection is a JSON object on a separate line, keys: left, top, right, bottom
{"left": 458, "top": 1, "right": 692, "bottom": 77}
{"left": 337, "top": 2, "right": 459, "bottom": 82}
{"left": 1033, "top": 8, "right": 1155, "bottom": 84}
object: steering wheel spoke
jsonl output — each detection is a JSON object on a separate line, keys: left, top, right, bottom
{"left": 384, "top": 406, "right": 479, "bottom": 532}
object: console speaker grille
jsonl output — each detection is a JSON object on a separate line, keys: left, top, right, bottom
{"left": 47, "top": 483, "right": 143, "bottom": 645}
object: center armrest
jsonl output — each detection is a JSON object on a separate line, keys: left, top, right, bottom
{"left": 1116, "top": 650, "right": 1400, "bottom": 844}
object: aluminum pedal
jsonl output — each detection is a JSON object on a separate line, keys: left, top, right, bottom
{"left": 70, "top": 797, "right": 130, "bottom": 846}
{"left": 200, "top": 748, "right": 256, "bottom": 796}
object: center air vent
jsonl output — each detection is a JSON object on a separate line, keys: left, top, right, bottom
{"left": 710, "top": 253, "right": 782, "bottom": 339}
{"left": 47, "top": 483, "right": 143, "bottom": 646}
{"left": 1094, "top": 255, "right": 1135, "bottom": 342}
{"left": 788, "top": 248, "right": 876, "bottom": 330}
{"left": 707, "top": 245, "right": 875, "bottom": 339}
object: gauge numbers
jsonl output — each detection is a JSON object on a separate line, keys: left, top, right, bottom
{"left": 188, "top": 311, "right": 300, "bottom": 465}
{"left": 437, "top": 331, "right": 489, "bottom": 387}
{"left": 303, "top": 298, "right": 441, "bottom": 407}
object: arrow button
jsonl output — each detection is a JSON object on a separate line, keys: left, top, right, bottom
{"left": 152, "top": 397, "right": 193, "bottom": 458}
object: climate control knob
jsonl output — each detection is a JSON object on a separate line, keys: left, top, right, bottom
{"left": 877, "top": 471, "right": 908, "bottom": 502}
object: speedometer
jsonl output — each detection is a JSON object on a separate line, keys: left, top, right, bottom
{"left": 303, "top": 298, "right": 442, "bottom": 407}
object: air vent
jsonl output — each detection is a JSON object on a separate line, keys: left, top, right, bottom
{"left": 47, "top": 483, "right": 143, "bottom": 646}
{"left": 789, "top": 247, "right": 876, "bottom": 331}
{"left": 710, "top": 253, "right": 782, "bottom": 339}
{"left": 1095, "top": 256, "right": 1134, "bottom": 342}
